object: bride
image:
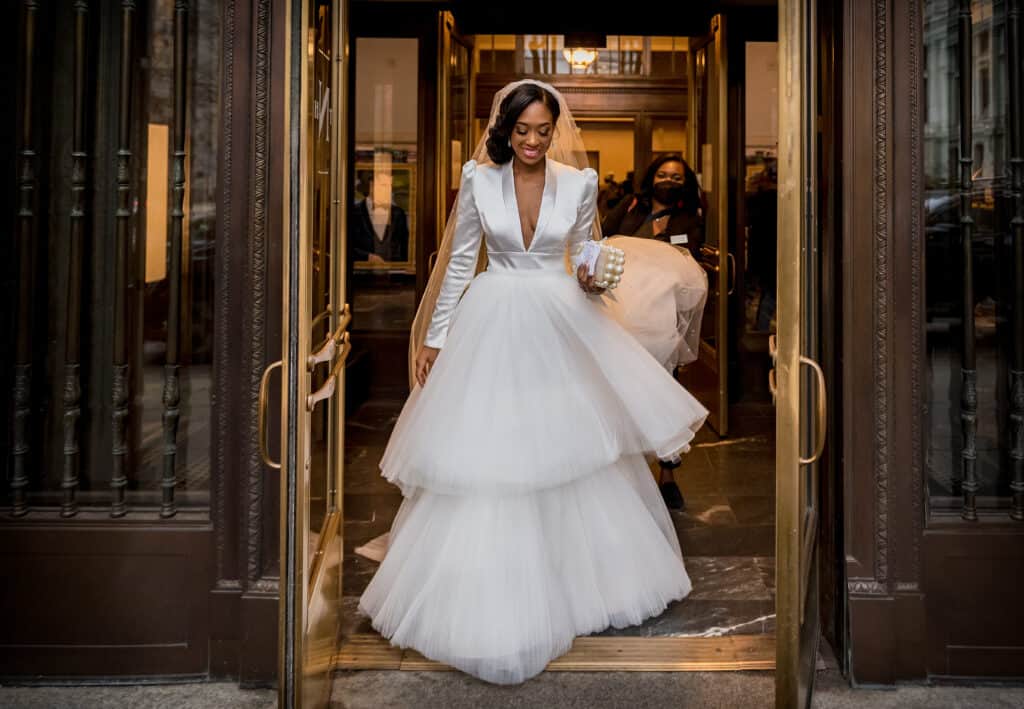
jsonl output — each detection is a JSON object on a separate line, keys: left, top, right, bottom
{"left": 357, "top": 79, "right": 709, "bottom": 685}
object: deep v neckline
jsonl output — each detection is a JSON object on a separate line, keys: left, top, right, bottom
{"left": 508, "top": 160, "right": 552, "bottom": 253}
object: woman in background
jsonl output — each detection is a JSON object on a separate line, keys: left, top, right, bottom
{"left": 600, "top": 154, "right": 708, "bottom": 511}
{"left": 601, "top": 154, "right": 704, "bottom": 261}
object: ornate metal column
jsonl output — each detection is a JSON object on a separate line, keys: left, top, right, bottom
{"left": 12, "top": 0, "right": 40, "bottom": 518}
{"left": 161, "top": 0, "right": 190, "bottom": 518}
{"left": 61, "top": 0, "right": 90, "bottom": 518}
{"left": 111, "top": 0, "right": 137, "bottom": 517}
{"left": 1008, "top": 0, "right": 1023, "bottom": 520}
{"left": 957, "top": 0, "right": 979, "bottom": 521}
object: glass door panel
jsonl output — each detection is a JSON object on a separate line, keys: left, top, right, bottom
{"left": 685, "top": 15, "right": 731, "bottom": 435}
{"left": 274, "top": 0, "right": 350, "bottom": 706}
{"left": 775, "top": 0, "right": 826, "bottom": 706}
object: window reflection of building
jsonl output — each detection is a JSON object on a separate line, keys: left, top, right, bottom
{"left": 922, "top": 0, "right": 1016, "bottom": 506}
{"left": 924, "top": 0, "right": 1008, "bottom": 185}
{"left": 136, "top": 0, "right": 222, "bottom": 498}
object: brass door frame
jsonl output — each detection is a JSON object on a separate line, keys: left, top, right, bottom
{"left": 686, "top": 15, "right": 731, "bottom": 436}
{"left": 277, "top": 0, "right": 351, "bottom": 706}
{"left": 776, "top": 0, "right": 826, "bottom": 706}
{"left": 337, "top": 6, "right": 784, "bottom": 681}
{"left": 334, "top": 1, "right": 824, "bottom": 692}
{"left": 435, "top": 11, "right": 475, "bottom": 250}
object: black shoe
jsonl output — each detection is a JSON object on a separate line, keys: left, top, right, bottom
{"left": 660, "top": 481, "right": 685, "bottom": 510}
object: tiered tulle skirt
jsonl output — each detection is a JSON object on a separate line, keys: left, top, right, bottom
{"left": 358, "top": 267, "right": 708, "bottom": 684}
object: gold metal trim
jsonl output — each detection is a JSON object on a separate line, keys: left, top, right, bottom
{"left": 799, "top": 355, "right": 828, "bottom": 465}
{"left": 335, "top": 633, "right": 776, "bottom": 673}
{"left": 436, "top": 12, "right": 451, "bottom": 261}
{"left": 258, "top": 360, "right": 282, "bottom": 470}
{"left": 311, "top": 305, "right": 332, "bottom": 333}
{"left": 711, "top": 13, "right": 730, "bottom": 435}
{"left": 775, "top": 0, "right": 814, "bottom": 705}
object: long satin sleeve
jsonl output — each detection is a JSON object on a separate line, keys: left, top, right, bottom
{"left": 569, "top": 168, "right": 600, "bottom": 248}
{"left": 424, "top": 160, "right": 483, "bottom": 350}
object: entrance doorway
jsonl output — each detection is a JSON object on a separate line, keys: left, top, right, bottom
{"left": 271, "top": 2, "right": 838, "bottom": 707}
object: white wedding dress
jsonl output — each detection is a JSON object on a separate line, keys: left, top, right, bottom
{"left": 358, "top": 158, "right": 709, "bottom": 684}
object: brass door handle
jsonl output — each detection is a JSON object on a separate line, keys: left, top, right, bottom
{"left": 768, "top": 367, "right": 777, "bottom": 405}
{"left": 336, "top": 302, "right": 352, "bottom": 332}
{"left": 768, "top": 334, "right": 777, "bottom": 364}
{"left": 428, "top": 250, "right": 439, "bottom": 272}
{"left": 307, "top": 368, "right": 337, "bottom": 411}
{"left": 307, "top": 335, "right": 337, "bottom": 370}
{"left": 799, "top": 355, "right": 828, "bottom": 465}
{"left": 307, "top": 305, "right": 352, "bottom": 371}
{"left": 258, "top": 360, "right": 282, "bottom": 470}
{"left": 305, "top": 338, "right": 352, "bottom": 412}
{"left": 726, "top": 252, "right": 736, "bottom": 295}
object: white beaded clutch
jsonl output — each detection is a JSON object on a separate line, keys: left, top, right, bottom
{"left": 572, "top": 240, "right": 626, "bottom": 289}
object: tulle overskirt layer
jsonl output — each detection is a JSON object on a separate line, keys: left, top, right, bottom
{"left": 379, "top": 270, "right": 708, "bottom": 497}
{"left": 360, "top": 268, "right": 708, "bottom": 684}
{"left": 358, "top": 453, "right": 692, "bottom": 684}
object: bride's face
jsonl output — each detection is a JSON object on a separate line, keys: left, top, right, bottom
{"left": 511, "top": 101, "right": 554, "bottom": 167}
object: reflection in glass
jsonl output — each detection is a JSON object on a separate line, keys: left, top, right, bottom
{"left": 475, "top": 35, "right": 689, "bottom": 77}
{"left": 692, "top": 42, "right": 718, "bottom": 353}
{"left": 349, "top": 38, "right": 420, "bottom": 333}
{"left": 307, "top": 0, "right": 335, "bottom": 552}
{"left": 134, "top": 0, "right": 221, "bottom": 504}
{"left": 923, "top": 0, "right": 1017, "bottom": 508}
{"left": 743, "top": 42, "right": 779, "bottom": 335}
{"left": 476, "top": 34, "right": 517, "bottom": 73}
{"left": 650, "top": 36, "right": 688, "bottom": 77}
{"left": 300, "top": 3, "right": 344, "bottom": 702}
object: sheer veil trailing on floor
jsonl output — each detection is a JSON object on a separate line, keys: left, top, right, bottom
{"left": 407, "top": 79, "right": 601, "bottom": 386}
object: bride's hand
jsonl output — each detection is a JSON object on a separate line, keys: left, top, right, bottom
{"left": 415, "top": 346, "right": 440, "bottom": 387}
{"left": 576, "top": 264, "right": 606, "bottom": 295}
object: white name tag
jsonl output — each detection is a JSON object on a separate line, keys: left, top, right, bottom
{"left": 668, "top": 233, "right": 689, "bottom": 245}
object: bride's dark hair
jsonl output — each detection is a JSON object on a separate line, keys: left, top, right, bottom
{"left": 485, "top": 84, "right": 561, "bottom": 165}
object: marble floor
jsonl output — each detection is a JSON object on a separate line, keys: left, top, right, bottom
{"left": 341, "top": 398, "right": 776, "bottom": 640}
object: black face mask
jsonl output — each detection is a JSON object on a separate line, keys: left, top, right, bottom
{"left": 652, "top": 181, "right": 686, "bottom": 207}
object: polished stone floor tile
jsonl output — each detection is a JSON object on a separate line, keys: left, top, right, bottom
{"left": 345, "top": 400, "right": 404, "bottom": 446}
{"left": 754, "top": 556, "right": 776, "bottom": 593}
{"left": 667, "top": 495, "right": 739, "bottom": 529}
{"left": 345, "top": 493, "right": 402, "bottom": 523}
{"left": 595, "top": 598, "right": 776, "bottom": 638}
{"left": 677, "top": 524, "right": 776, "bottom": 557}
{"left": 343, "top": 553, "right": 384, "bottom": 596}
{"left": 341, "top": 595, "right": 375, "bottom": 638}
{"left": 728, "top": 496, "right": 776, "bottom": 525}
{"left": 685, "top": 556, "right": 774, "bottom": 601}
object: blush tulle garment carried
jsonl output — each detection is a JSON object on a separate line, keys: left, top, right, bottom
{"left": 356, "top": 80, "right": 708, "bottom": 685}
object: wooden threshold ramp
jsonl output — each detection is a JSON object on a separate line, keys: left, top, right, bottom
{"left": 334, "top": 633, "right": 775, "bottom": 673}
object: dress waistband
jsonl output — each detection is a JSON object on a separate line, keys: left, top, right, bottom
{"left": 487, "top": 251, "right": 566, "bottom": 273}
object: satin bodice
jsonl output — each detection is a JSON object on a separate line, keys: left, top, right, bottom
{"left": 424, "top": 159, "right": 599, "bottom": 349}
